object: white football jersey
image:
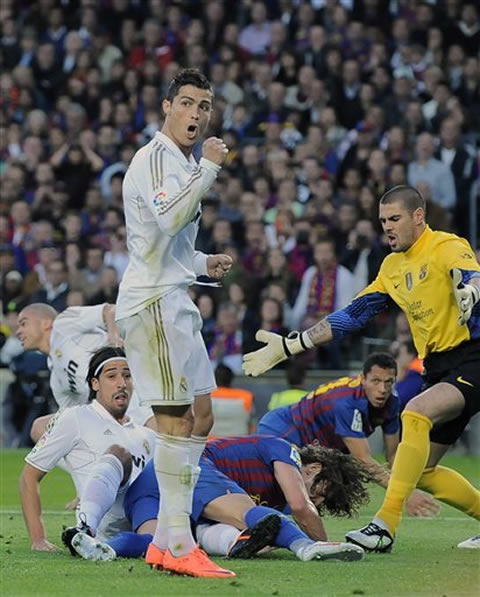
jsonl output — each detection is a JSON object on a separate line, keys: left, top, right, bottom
{"left": 26, "top": 400, "right": 154, "bottom": 488}
{"left": 49, "top": 305, "right": 107, "bottom": 408}
{"left": 116, "top": 131, "right": 220, "bottom": 320}
{"left": 25, "top": 400, "right": 155, "bottom": 538}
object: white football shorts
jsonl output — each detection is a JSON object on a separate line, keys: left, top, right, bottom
{"left": 117, "top": 288, "right": 216, "bottom": 406}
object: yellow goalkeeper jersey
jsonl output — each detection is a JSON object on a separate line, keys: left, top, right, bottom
{"left": 356, "top": 226, "right": 480, "bottom": 358}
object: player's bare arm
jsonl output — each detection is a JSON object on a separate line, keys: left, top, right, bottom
{"left": 19, "top": 464, "right": 57, "bottom": 551}
{"left": 343, "top": 435, "right": 440, "bottom": 518}
{"left": 342, "top": 436, "right": 391, "bottom": 489}
{"left": 305, "top": 319, "right": 333, "bottom": 347}
{"left": 273, "top": 461, "right": 327, "bottom": 542}
{"left": 103, "top": 304, "right": 123, "bottom": 347}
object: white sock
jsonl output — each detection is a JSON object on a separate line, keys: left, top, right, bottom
{"left": 189, "top": 435, "right": 207, "bottom": 468}
{"left": 196, "top": 523, "right": 241, "bottom": 556}
{"left": 290, "top": 538, "right": 314, "bottom": 557}
{"left": 153, "top": 434, "right": 197, "bottom": 557}
{"left": 80, "top": 454, "right": 124, "bottom": 534}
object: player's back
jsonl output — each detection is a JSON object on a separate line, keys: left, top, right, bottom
{"left": 203, "top": 435, "right": 295, "bottom": 510}
{"left": 117, "top": 132, "right": 200, "bottom": 319}
{"left": 49, "top": 309, "right": 107, "bottom": 408}
{"left": 288, "top": 376, "right": 364, "bottom": 448}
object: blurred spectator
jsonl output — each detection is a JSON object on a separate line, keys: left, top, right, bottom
{"left": 267, "top": 358, "right": 308, "bottom": 411}
{"left": 210, "top": 364, "right": 254, "bottom": 437}
{"left": 70, "top": 245, "right": 105, "bottom": 301}
{"left": 291, "top": 238, "right": 354, "bottom": 332}
{"left": 29, "top": 259, "right": 69, "bottom": 312}
{"left": 208, "top": 302, "right": 243, "bottom": 375}
{"left": 407, "top": 132, "right": 456, "bottom": 210}
{"left": 88, "top": 265, "right": 118, "bottom": 305}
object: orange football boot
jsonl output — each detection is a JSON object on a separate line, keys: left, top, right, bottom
{"left": 163, "top": 546, "right": 236, "bottom": 578}
{"left": 145, "top": 543, "right": 166, "bottom": 569}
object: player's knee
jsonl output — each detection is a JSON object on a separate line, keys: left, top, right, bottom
{"left": 105, "top": 444, "right": 132, "bottom": 483}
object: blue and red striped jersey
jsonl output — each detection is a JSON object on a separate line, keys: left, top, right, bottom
{"left": 272, "top": 376, "right": 399, "bottom": 450}
{"left": 202, "top": 435, "right": 300, "bottom": 511}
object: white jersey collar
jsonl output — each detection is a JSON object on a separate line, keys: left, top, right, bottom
{"left": 155, "top": 131, "right": 197, "bottom": 168}
{"left": 91, "top": 399, "right": 133, "bottom": 427}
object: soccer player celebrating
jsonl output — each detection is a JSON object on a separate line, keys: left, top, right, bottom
{"left": 244, "top": 185, "right": 480, "bottom": 551}
{"left": 115, "top": 68, "right": 234, "bottom": 577}
{"left": 257, "top": 352, "right": 439, "bottom": 518}
{"left": 19, "top": 346, "right": 154, "bottom": 552}
{"left": 69, "top": 436, "right": 367, "bottom": 563}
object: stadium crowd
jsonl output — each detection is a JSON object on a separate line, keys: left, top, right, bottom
{"left": 0, "top": 0, "right": 479, "bottom": 444}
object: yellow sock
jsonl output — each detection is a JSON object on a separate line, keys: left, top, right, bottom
{"left": 375, "top": 411, "right": 432, "bottom": 535}
{"left": 418, "top": 466, "right": 480, "bottom": 519}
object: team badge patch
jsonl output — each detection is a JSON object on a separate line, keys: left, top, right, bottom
{"left": 143, "top": 440, "right": 151, "bottom": 455}
{"left": 419, "top": 264, "right": 428, "bottom": 280}
{"left": 179, "top": 377, "right": 188, "bottom": 392}
{"left": 405, "top": 272, "right": 413, "bottom": 290}
{"left": 153, "top": 191, "right": 167, "bottom": 207}
{"left": 290, "top": 446, "right": 302, "bottom": 468}
{"left": 351, "top": 409, "right": 363, "bottom": 432}
{"left": 55, "top": 349, "right": 62, "bottom": 359}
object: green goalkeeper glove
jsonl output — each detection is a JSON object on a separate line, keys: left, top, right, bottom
{"left": 242, "top": 330, "right": 314, "bottom": 377}
{"left": 451, "top": 268, "right": 480, "bottom": 325}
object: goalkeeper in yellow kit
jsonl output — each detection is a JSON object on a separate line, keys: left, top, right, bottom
{"left": 243, "top": 185, "right": 480, "bottom": 552}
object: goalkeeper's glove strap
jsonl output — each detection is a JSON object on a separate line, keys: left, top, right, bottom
{"left": 282, "top": 332, "right": 310, "bottom": 357}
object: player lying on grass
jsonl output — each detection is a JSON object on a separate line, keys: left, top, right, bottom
{"left": 19, "top": 346, "right": 154, "bottom": 552}
{"left": 65, "top": 436, "right": 371, "bottom": 563}
{"left": 257, "top": 352, "right": 439, "bottom": 519}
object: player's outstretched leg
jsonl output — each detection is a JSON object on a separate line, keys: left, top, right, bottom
{"left": 227, "top": 513, "right": 282, "bottom": 559}
{"left": 296, "top": 541, "right": 364, "bottom": 562}
{"left": 457, "top": 535, "right": 480, "bottom": 549}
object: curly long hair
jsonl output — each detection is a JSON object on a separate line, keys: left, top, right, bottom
{"left": 299, "top": 445, "right": 374, "bottom": 518}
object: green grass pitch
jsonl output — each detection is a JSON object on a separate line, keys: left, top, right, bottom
{"left": 1, "top": 450, "right": 479, "bottom": 597}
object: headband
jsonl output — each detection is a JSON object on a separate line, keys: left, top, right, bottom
{"left": 94, "top": 356, "right": 128, "bottom": 378}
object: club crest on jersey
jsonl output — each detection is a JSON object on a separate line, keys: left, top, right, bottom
{"left": 143, "top": 440, "right": 151, "bottom": 455}
{"left": 405, "top": 272, "right": 413, "bottom": 291}
{"left": 179, "top": 377, "right": 188, "bottom": 392}
{"left": 152, "top": 191, "right": 167, "bottom": 207}
{"left": 419, "top": 264, "right": 428, "bottom": 280}
{"left": 54, "top": 349, "right": 62, "bottom": 359}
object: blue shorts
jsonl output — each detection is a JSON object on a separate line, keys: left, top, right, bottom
{"left": 192, "top": 458, "right": 246, "bottom": 522}
{"left": 124, "top": 460, "right": 158, "bottom": 532}
{"left": 123, "top": 458, "right": 246, "bottom": 529}
{"left": 257, "top": 410, "right": 302, "bottom": 447}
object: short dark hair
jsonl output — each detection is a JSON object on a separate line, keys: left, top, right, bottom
{"left": 86, "top": 346, "right": 127, "bottom": 402}
{"left": 379, "top": 185, "right": 425, "bottom": 213}
{"left": 363, "top": 352, "right": 397, "bottom": 376}
{"left": 214, "top": 363, "right": 233, "bottom": 387}
{"left": 166, "top": 68, "right": 213, "bottom": 102}
{"left": 299, "top": 445, "right": 373, "bottom": 517}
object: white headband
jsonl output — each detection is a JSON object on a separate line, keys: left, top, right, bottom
{"left": 94, "top": 356, "right": 128, "bottom": 378}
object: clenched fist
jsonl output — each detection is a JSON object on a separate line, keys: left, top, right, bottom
{"left": 207, "top": 254, "right": 233, "bottom": 280}
{"left": 202, "top": 137, "right": 229, "bottom": 166}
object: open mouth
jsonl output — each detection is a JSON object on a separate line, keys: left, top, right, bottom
{"left": 186, "top": 124, "right": 198, "bottom": 139}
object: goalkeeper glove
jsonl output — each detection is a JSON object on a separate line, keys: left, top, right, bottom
{"left": 242, "top": 330, "right": 314, "bottom": 377}
{"left": 451, "top": 268, "right": 480, "bottom": 325}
